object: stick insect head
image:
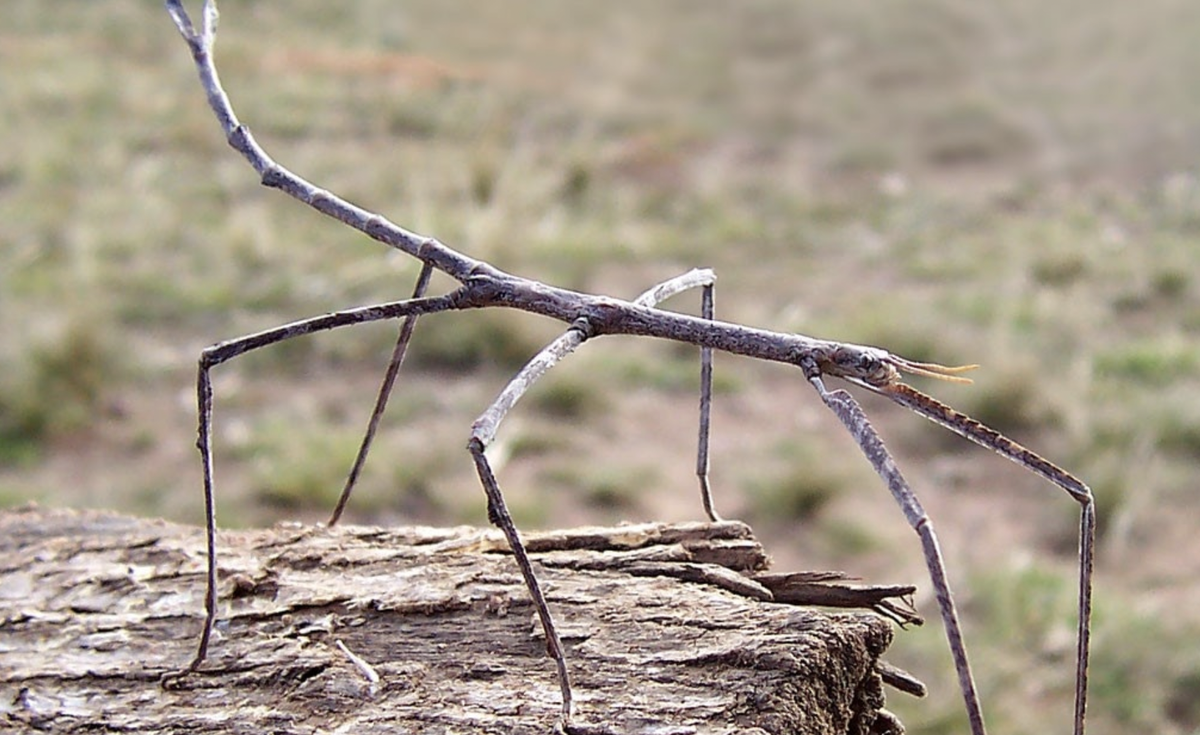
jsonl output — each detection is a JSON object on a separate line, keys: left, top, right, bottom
{"left": 814, "top": 343, "right": 979, "bottom": 389}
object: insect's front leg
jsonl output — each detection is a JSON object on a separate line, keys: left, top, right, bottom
{"left": 798, "top": 357, "right": 988, "bottom": 735}
{"left": 882, "top": 379, "right": 1094, "bottom": 735}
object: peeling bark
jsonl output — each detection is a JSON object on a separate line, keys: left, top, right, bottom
{"left": 0, "top": 506, "right": 915, "bottom": 734}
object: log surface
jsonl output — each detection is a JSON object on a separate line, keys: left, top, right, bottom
{"left": 0, "top": 506, "right": 911, "bottom": 734}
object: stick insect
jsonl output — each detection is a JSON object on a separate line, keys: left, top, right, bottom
{"left": 166, "top": 3, "right": 1094, "bottom": 734}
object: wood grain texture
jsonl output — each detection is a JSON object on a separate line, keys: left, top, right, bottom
{"left": 0, "top": 506, "right": 914, "bottom": 734}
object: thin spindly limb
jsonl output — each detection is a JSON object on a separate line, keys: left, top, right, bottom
{"left": 187, "top": 291, "right": 466, "bottom": 672}
{"left": 801, "top": 363, "right": 987, "bottom": 735}
{"left": 465, "top": 268, "right": 716, "bottom": 728}
{"left": 696, "top": 282, "right": 719, "bottom": 521}
{"left": 879, "top": 381, "right": 1094, "bottom": 735}
{"left": 810, "top": 343, "right": 1092, "bottom": 735}
{"left": 328, "top": 261, "right": 434, "bottom": 525}
{"left": 640, "top": 271, "right": 719, "bottom": 521}
{"left": 463, "top": 316, "right": 592, "bottom": 727}
{"left": 647, "top": 270, "right": 718, "bottom": 523}
{"left": 467, "top": 438, "right": 574, "bottom": 725}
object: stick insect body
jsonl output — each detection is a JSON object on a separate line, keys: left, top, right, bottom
{"left": 166, "top": 3, "right": 1093, "bottom": 734}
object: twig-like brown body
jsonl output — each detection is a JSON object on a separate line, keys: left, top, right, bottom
{"left": 164, "top": 3, "right": 1094, "bottom": 734}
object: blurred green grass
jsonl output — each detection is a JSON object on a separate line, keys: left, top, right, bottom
{"left": 3, "top": 1, "right": 1200, "bottom": 733}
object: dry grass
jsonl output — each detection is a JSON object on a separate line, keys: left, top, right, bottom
{"left": 3, "top": 1, "right": 1200, "bottom": 732}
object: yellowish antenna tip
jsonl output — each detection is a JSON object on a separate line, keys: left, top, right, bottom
{"left": 895, "top": 359, "right": 979, "bottom": 384}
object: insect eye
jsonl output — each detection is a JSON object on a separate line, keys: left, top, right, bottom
{"left": 836, "top": 349, "right": 879, "bottom": 375}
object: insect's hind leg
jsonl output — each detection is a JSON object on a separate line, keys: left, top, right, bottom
{"left": 186, "top": 290, "right": 464, "bottom": 673}
{"left": 328, "top": 262, "right": 434, "bottom": 525}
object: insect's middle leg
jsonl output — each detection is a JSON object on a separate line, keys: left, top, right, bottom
{"left": 463, "top": 268, "right": 718, "bottom": 726}
{"left": 467, "top": 323, "right": 591, "bottom": 726}
{"left": 696, "top": 281, "right": 720, "bottom": 521}
{"left": 627, "top": 268, "right": 722, "bottom": 521}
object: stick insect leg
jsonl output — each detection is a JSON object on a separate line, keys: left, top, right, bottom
{"left": 882, "top": 382, "right": 1094, "bottom": 735}
{"left": 466, "top": 268, "right": 716, "bottom": 727}
{"left": 629, "top": 269, "right": 720, "bottom": 519}
{"left": 468, "top": 323, "right": 590, "bottom": 726}
{"left": 186, "top": 291, "right": 465, "bottom": 672}
{"left": 328, "top": 262, "right": 434, "bottom": 525}
{"left": 801, "top": 363, "right": 988, "bottom": 735}
{"left": 696, "top": 282, "right": 720, "bottom": 521}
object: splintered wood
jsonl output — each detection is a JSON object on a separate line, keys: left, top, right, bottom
{"left": 0, "top": 506, "right": 913, "bottom": 734}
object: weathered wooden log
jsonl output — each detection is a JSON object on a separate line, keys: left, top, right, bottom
{"left": 0, "top": 505, "right": 919, "bottom": 734}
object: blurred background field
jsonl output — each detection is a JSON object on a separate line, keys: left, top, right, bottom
{"left": 3, "top": 1, "right": 1200, "bottom": 732}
